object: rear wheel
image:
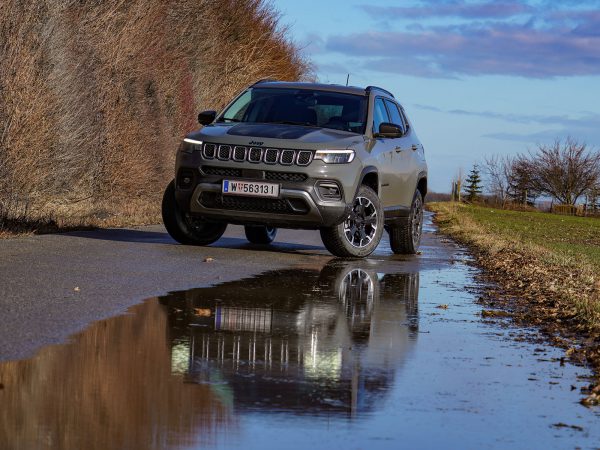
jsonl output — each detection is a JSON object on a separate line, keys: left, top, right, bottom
{"left": 244, "top": 225, "right": 277, "bottom": 244}
{"left": 162, "top": 180, "right": 227, "bottom": 245}
{"left": 320, "top": 185, "right": 384, "bottom": 258}
{"left": 388, "top": 190, "right": 424, "bottom": 254}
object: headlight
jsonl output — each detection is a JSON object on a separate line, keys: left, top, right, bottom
{"left": 314, "top": 149, "right": 355, "bottom": 164}
{"left": 181, "top": 138, "right": 203, "bottom": 153}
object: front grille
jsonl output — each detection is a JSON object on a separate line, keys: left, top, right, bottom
{"left": 202, "top": 166, "right": 243, "bottom": 177}
{"left": 199, "top": 192, "right": 308, "bottom": 215}
{"left": 203, "top": 143, "right": 313, "bottom": 167}
{"left": 264, "top": 171, "right": 307, "bottom": 182}
{"left": 202, "top": 166, "right": 307, "bottom": 183}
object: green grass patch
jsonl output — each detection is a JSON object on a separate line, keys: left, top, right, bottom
{"left": 456, "top": 204, "right": 600, "bottom": 270}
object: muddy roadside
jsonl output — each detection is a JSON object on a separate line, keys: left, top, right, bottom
{"left": 428, "top": 202, "right": 600, "bottom": 406}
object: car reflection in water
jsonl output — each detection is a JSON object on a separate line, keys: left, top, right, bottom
{"left": 160, "top": 260, "right": 420, "bottom": 418}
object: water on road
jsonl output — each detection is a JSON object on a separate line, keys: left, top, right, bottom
{"left": 1, "top": 218, "right": 598, "bottom": 449}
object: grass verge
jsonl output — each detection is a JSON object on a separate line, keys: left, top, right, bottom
{"left": 0, "top": 198, "right": 161, "bottom": 238}
{"left": 428, "top": 202, "right": 600, "bottom": 405}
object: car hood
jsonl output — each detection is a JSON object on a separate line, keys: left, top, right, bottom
{"left": 187, "top": 123, "right": 364, "bottom": 150}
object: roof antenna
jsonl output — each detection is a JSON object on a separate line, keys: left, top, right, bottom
{"left": 346, "top": 73, "right": 350, "bottom": 86}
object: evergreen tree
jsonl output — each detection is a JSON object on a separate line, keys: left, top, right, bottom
{"left": 464, "top": 165, "right": 483, "bottom": 202}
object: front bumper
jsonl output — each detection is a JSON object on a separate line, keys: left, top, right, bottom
{"left": 175, "top": 170, "right": 351, "bottom": 229}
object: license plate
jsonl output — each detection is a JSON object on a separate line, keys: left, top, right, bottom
{"left": 222, "top": 180, "right": 280, "bottom": 198}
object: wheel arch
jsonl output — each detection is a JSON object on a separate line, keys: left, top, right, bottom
{"left": 356, "top": 166, "right": 379, "bottom": 196}
{"left": 416, "top": 172, "right": 427, "bottom": 200}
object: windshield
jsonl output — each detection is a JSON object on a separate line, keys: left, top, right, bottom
{"left": 217, "top": 87, "right": 368, "bottom": 134}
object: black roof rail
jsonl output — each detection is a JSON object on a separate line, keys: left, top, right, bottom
{"left": 365, "top": 85, "right": 395, "bottom": 98}
{"left": 252, "top": 78, "right": 279, "bottom": 86}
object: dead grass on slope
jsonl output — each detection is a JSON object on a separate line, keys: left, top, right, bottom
{"left": 0, "top": 0, "right": 312, "bottom": 233}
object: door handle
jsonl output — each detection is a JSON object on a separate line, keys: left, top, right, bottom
{"left": 411, "top": 144, "right": 419, "bottom": 151}
{"left": 395, "top": 146, "right": 402, "bottom": 153}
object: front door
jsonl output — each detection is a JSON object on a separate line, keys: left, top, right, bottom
{"left": 372, "top": 97, "right": 396, "bottom": 208}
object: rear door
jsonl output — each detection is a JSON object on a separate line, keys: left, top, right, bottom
{"left": 384, "top": 99, "right": 419, "bottom": 208}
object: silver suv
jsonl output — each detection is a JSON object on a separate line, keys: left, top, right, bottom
{"left": 162, "top": 80, "right": 427, "bottom": 257}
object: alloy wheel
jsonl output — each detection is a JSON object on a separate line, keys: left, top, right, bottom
{"left": 411, "top": 195, "right": 424, "bottom": 248}
{"left": 343, "top": 196, "right": 378, "bottom": 248}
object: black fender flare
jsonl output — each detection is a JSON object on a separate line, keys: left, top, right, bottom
{"left": 353, "top": 166, "right": 379, "bottom": 199}
{"left": 416, "top": 171, "right": 428, "bottom": 198}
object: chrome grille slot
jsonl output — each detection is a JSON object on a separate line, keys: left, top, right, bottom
{"left": 248, "top": 147, "right": 263, "bottom": 163}
{"left": 280, "top": 149, "right": 295, "bottom": 165}
{"left": 297, "top": 151, "right": 313, "bottom": 166}
{"left": 203, "top": 143, "right": 216, "bottom": 159}
{"left": 218, "top": 145, "right": 232, "bottom": 160}
{"left": 264, "top": 148, "right": 279, "bottom": 164}
{"left": 233, "top": 146, "right": 247, "bottom": 161}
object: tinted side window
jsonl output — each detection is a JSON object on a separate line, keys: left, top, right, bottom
{"left": 373, "top": 97, "right": 389, "bottom": 133}
{"left": 400, "top": 107, "right": 410, "bottom": 132}
{"left": 384, "top": 100, "right": 405, "bottom": 133}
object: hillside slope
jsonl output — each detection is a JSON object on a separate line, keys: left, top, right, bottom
{"left": 0, "top": 0, "right": 310, "bottom": 230}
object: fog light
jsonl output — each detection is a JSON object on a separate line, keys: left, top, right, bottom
{"left": 317, "top": 181, "right": 342, "bottom": 201}
{"left": 177, "top": 169, "right": 195, "bottom": 189}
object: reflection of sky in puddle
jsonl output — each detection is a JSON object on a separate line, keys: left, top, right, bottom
{"left": 1, "top": 226, "right": 600, "bottom": 449}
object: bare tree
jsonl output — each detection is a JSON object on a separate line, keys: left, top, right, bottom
{"left": 507, "top": 156, "right": 539, "bottom": 205}
{"left": 451, "top": 168, "right": 463, "bottom": 202}
{"left": 525, "top": 138, "right": 600, "bottom": 205}
{"left": 484, "top": 155, "right": 511, "bottom": 205}
{"left": 586, "top": 184, "right": 600, "bottom": 213}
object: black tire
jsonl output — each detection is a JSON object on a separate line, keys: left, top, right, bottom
{"left": 161, "top": 180, "right": 227, "bottom": 245}
{"left": 320, "top": 185, "right": 384, "bottom": 258}
{"left": 388, "top": 190, "right": 424, "bottom": 254}
{"left": 244, "top": 225, "right": 277, "bottom": 244}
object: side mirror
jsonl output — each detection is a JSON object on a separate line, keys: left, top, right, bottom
{"left": 198, "top": 110, "right": 217, "bottom": 125}
{"left": 376, "top": 122, "right": 403, "bottom": 138}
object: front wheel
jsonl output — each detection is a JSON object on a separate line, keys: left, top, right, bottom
{"left": 244, "top": 225, "right": 277, "bottom": 244}
{"left": 388, "top": 190, "right": 424, "bottom": 254}
{"left": 161, "top": 180, "right": 227, "bottom": 245}
{"left": 320, "top": 185, "right": 384, "bottom": 258}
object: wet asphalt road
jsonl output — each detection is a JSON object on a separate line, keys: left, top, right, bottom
{"left": 0, "top": 216, "right": 447, "bottom": 362}
{"left": 1, "top": 214, "right": 600, "bottom": 449}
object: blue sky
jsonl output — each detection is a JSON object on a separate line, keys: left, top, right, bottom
{"left": 274, "top": 0, "right": 600, "bottom": 192}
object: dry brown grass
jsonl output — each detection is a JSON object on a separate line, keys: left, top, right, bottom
{"left": 0, "top": 0, "right": 311, "bottom": 233}
{"left": 429, "top": 202, "right": 600, "bottom": 404}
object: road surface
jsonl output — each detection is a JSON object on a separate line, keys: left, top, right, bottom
{"left": 0, "top": 214, "right": 598, "bottom": 449}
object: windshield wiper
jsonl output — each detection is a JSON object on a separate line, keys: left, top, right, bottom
{"left": 217, "top": 118, "right": 242, "bottom": 123}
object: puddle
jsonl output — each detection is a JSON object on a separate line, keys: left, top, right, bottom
{"left": 1, "top": 228, "right": 599, "bottom": 449}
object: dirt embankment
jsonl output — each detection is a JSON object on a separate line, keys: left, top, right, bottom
{"left": 0, "top": 0, "right": 311, "bottom": 233}
{"left": 429, "top": 202, "right": 600, "bottom": 405}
